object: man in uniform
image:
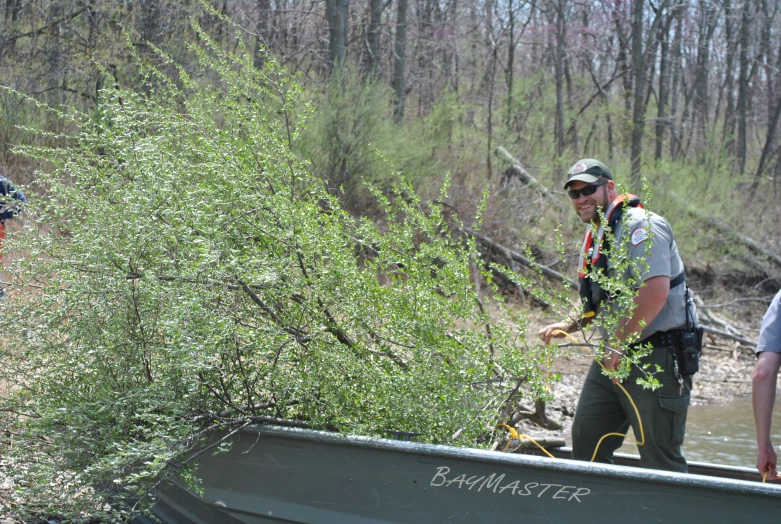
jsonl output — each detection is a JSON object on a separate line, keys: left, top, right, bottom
{"left": 753, "top": 288, "right": 781, "bottom": 480}
{"left": 538, "top": 159, "right": 698, "bottom": 472}
{"left": 0, "top": 174, "right": 27, "bottom": 299}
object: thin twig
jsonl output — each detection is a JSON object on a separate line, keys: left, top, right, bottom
{"left": 698, "top": 296, "right": 775, "bottom": 309}
{"left": 182, "top": 420, "right": 254, "bottom": 466}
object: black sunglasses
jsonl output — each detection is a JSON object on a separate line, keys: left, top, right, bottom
{"left": 567, "top": 179, "right": 608, "bottom": 199}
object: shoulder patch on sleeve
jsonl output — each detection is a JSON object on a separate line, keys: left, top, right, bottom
{"left": 631, "top": 228, "right": 649, "bottom": 246}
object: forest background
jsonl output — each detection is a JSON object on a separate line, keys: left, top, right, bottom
{"left": 2, "top": 0, "right": 781, "bottom": 279}
{"left": 1, "top": 0, "right": 781, "bottom": 520}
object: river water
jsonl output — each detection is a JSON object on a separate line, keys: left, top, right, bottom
{"left": 618, "top": 397, "right": 781, "bottom": 469}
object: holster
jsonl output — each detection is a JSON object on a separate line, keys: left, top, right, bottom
{"left": 677, "top": 326, "right": 704, "bottom": 376}
{"left": 634, "top": 326, "right": 703, "bottom": 376}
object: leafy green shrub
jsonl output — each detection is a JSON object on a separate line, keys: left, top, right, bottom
{"left": 297, "top": 68, "right": 442, "bottom": 212}
{"left": 0, "top": 24, "right": 555, "bottom": 521}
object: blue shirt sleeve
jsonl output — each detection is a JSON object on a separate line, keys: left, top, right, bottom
{"left": 757, "top": 289, "right": 781, "bottom": 354}
{"left": 0, "top": 175, "right": 27, "bottom": 220}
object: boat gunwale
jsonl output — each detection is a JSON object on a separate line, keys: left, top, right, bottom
{"left": 228, "top": 424, "right": 781, "bottom": 497}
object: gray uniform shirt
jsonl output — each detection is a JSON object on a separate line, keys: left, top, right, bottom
{"left": 756, "top": 289, "right": 781, "bottom": 354}
{"left": 596, "top": 206, "right": 696, "bottom": 340}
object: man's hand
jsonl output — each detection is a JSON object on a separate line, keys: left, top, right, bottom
{"left": 538, "top": 322, "right": 571, "bottom": 346}
{"left": 757, "top": 442, "right": 778, "bottom": 480}
{"left": 753, "top": 352, "right": 781, "bottom": 480}
{"left": 602, "top": 346, "right": 623, "bottom": 385}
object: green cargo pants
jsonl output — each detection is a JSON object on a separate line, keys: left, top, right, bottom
{"left": 571, "top": 344, "right": 692, "bottom": 473}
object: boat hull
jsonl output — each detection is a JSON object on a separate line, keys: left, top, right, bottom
{"left": 143, "top": 425, "right": 781, "bottom": 523}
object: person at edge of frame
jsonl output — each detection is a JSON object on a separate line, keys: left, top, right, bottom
{"left": 0, "top": 174, "right": 27, "bottom": 300}
{"left": 538, "top": 158, "right": 700, "bottom": 473}
{"left": 752, "top": 288, "right": 781, "bottom": 480}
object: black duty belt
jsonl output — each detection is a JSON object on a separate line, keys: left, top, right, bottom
{"left": 634, "top": 328, "right": 686, "bottom": 349}
{"left": 628, "top": 272, "right": 687, "bottom": 349}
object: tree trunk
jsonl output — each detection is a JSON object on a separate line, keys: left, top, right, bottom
{"left": 614, "top": 8, "right": 633, "bottom": 116}
{"left": 753, "top": 91, "right": 781, "bottom": 185}
{"left": 326, "top": 0, "right": 348, "bottom": 72}
{"left": 139, "top": 0, "right": 159, "bottom": 44}
{"left": 254, "top": 0, "right": 272, "bottom": 70}
{"left": 4, "top": 0, "right": 20, "bottom": 22}
{"left": 693, "top": 0, "right": 718, "bottom": 153}
{"left": 629, "top": 0, "right": 646, "bottom": 189}
{"left": 669, "top": 8, "right": 684, "bottom": 160}
{"left": 416, "top": 0, "right": 436, "bottom": 116}
{"left": 736, "top": 0, "right": 751, "bottom": 174}
{"left": 655, "top": 8, "right": 672, "bottom": 161}
{"left": 505, "top": 0, "right": 515, "bottom": 126}
{"left": 562, "top": 2, "right": 577, "bottom": 154}
{"left": 721, "top": 0, "right": 737, "bottom": 153}
{"left": 602, "top": 36, "right": 616, "bottom": 161}
{"left": 552, "top": 0, "right": 566, "bottom": 163}
{"left": 445, "top": 0, "right": 459, "bottom": 92}
{"left": 753, "top": 37, "right": 781, "bottom": 187}
{"left": 366, "top": 0, "right": 382, "bottom": 75}
{"left": 393, "top": 0, "right": 409, "bottom": 123}
{"left": 487, "top": 42, "right": 497, "bottom": 179}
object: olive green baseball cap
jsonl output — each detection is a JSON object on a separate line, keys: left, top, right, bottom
{"left": 563, "top": 159, "right": 612, "bottom": 189}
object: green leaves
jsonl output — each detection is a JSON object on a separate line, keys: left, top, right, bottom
{"left": 0, "top": 22, "right": 556, "bottom": 521}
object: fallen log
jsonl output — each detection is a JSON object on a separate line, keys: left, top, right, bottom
{"left": 703, "top": 343, "right": 755, "bottom": 356}
{"left": 494, "top": 147, "right": 555, "bottom": 200}
{"left": 692, "top": 293, "right": 743, "bottom": 336}
{"left": 671, "top": 193, "right": 781, "bottom": 273}
{"left": 432, "top": 200, "right": 577, "bottom": 291}
{"left": 702, "top": 325, "right": 757, "bottom": 347}
{"left": 464, "top": 226, "right": 578, "bottom": 290}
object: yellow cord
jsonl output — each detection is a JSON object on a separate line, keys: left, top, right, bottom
{"left": 531, "top": 327, "right": 772, "bottom": 482}
{"left": 551, "top": 329, "right": 645, "bottom": 462}
{"left": 496, "top": 337, "right": 559, "bottom": 460}
{"left": 587, "top": 379, "right": 645, "bottom": 462}
{"left": 497, "top": 423, "right": 556, "bottom": 459}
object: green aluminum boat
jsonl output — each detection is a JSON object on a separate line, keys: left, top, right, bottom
{"left": 136, "top": 424, "right": 781, "bottom": 523}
